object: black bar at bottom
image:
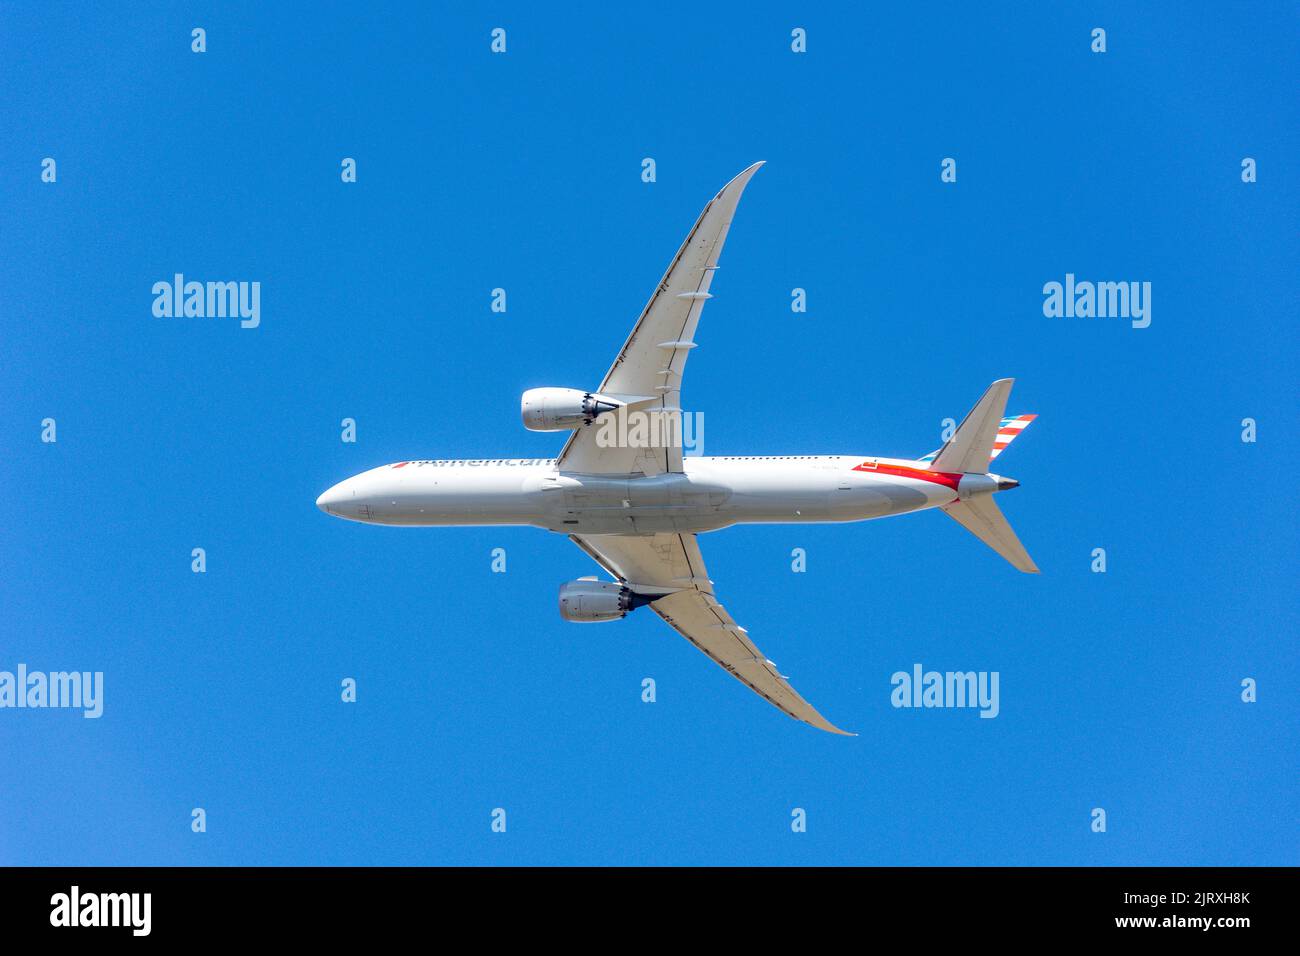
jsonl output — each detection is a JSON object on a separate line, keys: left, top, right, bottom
{"left": 0, "top": 866, "right": 1289, "bottom": 941}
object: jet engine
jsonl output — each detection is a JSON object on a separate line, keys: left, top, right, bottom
{"left": 521, "top": 388, "right": 623, "bottom": 431}
{"left": 558, "top": 579, "right": 654, "bottom": 623}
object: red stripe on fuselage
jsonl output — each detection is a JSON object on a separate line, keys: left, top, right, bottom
{"left": 852, "top": 461, "right": 963, "bottom": 491}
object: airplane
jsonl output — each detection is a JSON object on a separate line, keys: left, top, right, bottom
{"left": 315, "top": 162, "right": 1038, "bottom": 735}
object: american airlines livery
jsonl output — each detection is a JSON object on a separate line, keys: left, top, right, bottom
{"left": 316, "top": 163, "right": 1038, "bottom": 734}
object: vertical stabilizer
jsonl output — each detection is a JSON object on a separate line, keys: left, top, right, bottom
{"left": 930, "top": 379, "right": 1014, "bottom": 474}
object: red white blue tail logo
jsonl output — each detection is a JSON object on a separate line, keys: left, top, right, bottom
{"left": 919, "top": 414, "right": 1036, "bottom": 465}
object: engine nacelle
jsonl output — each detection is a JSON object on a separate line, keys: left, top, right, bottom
{"left": 558, "top": 579, "right": 652, "bottom": 623}
{"left": 521, "top": 387, "right": 623, "bottom": 431}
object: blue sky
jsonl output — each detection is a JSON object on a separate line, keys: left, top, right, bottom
{"left": 1, "top": 2, "right": 1296, "bottom": 865}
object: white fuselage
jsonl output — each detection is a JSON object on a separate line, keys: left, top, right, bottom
{"left": 315, "top": 456, "right": 995, "bottom": 534}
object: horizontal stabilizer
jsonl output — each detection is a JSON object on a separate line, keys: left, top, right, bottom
{"left": 942, "top": 495, "right": 1039, "bottom": 573}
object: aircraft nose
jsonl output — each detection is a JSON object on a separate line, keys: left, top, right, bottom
{"left": 316, "top": 482, "right": 347, "bottom": 515}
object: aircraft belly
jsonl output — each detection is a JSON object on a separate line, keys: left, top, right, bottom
{"left": 543, "top": 473, "right": 730, "bottom": 534}
{"left": 702, "top": 468, "right": 955, "bottom": 525}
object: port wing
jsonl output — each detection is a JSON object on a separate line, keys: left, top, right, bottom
{"left": 556, "top": 163, "right": 764, "bottom": 476}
